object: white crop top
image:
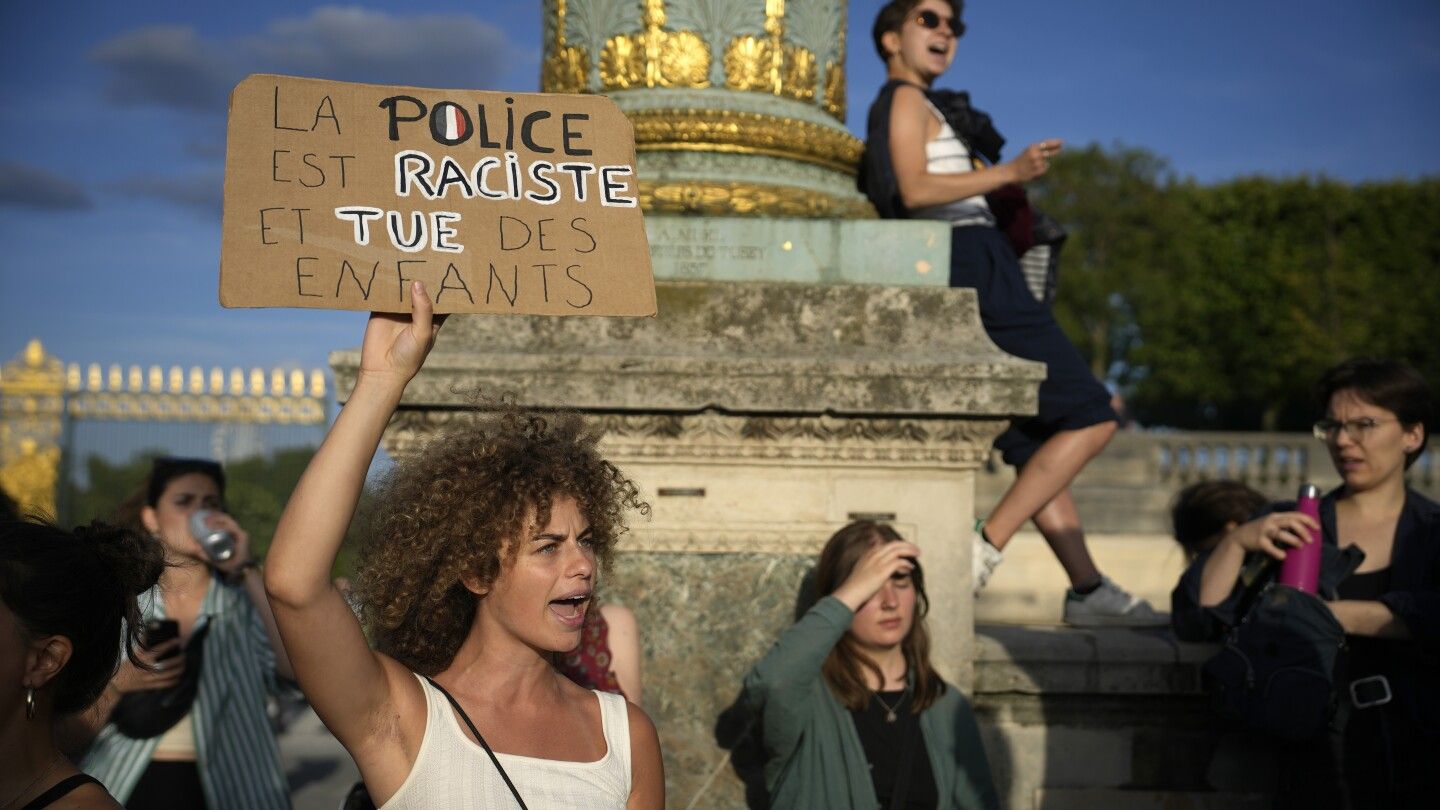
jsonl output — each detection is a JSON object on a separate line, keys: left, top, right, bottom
{"left": 908, "top": 97, "right": 997, "bottom": 228}
{"left": 380, "top": 673, "right": 632, "bottom": 810}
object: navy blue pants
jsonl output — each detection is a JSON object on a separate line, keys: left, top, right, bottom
{"left": 949, "top": 226, "right": 1116, "bottom": 468}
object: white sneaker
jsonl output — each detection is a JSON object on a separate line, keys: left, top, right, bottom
{"left": 972, "top": 527, "right": 1004, "bottom": 596}
{"left": 1062, "top": 576, "right": 1167, "bottom": 627}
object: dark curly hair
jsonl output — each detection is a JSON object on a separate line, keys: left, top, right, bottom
{"left": 1170, "top": 480, "right": 1268, "bottom": 559}
{"left": 1, "top": 518, "right": 165, "bottom": 715}
{"left": 354, "top": 404, "right": 647, "bottom": 674}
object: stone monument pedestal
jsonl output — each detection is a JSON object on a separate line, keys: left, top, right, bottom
{"left": 333, "top": 279, "right": 1040, "bottom": 804}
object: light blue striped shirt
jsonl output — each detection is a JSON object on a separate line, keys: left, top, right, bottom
{"left": 82, "top": 576, "right": 291, "bottom": 809}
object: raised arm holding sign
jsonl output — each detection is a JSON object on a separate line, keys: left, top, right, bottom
{"left": 221, "top": 74, "right": 656, "bottom": 316}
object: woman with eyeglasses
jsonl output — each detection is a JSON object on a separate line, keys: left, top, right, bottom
{"left": 745, "top": 521, "right": 997, "bottom": 809}
{"left": 1184, "top": 358, "right": 1439, "bottom": 806}
{"left": 70, "top": 457, "right": 294, "bottom": 810}
{"left": 859, "top": 0, "right": 1161, "bottom": 626}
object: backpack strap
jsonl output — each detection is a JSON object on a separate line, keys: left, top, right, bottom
{"left": 424, "top": 677, "right": 529, "bottom": 810}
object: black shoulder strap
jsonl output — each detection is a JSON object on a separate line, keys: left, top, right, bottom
{"left": 21, "top": 774, "right": 103, "bottom": 810}
{"left": 424, "top": 677, "right": 529, "bottom": 810}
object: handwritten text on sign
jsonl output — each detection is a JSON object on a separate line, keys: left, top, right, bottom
{"left": 220, "top": 74, "right": 655, "bottom": 316}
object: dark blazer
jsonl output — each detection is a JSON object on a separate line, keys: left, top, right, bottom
{"left": 1171, "top": 488, "right": 1440, "bottom": 735}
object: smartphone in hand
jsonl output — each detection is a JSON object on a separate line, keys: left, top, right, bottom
{"left": 143, "top": 619, "right": 181, "bottom": 660}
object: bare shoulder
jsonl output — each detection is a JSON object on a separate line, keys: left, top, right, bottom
{"left": 624, "top": 700, "right": 665, "bottom": 808}
{"left": 888, "top": 83, "right": 938, "bottom": 144}
{"left": 599, "top": 603, "right": 636, "bottom": 631}
{"left": 625, "top": 699, "right": 660, "bottom": 752}
{"left": 54, "top": 780, "right": 121, "bottom": 809}
{"left": 891, "top": 82, "right": 929, "bottom": 111}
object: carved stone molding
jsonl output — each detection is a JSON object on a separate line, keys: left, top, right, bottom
{"left": 638, "top": 179, "right": 874, "bottom": 218}
{"left": 619, "top": 523, "right": 836, "bottom": 554}
{"left": 380, "top": 409, "right": 1010, "bottom": 468}
{"left": 628, "top": 108, "right": 862, "bottom": 174}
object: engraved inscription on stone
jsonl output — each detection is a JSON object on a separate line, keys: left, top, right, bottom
{"left": 648, "top": 222, "right": 769, "bottom": 276}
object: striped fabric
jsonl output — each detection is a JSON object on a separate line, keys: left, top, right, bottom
{"left": 909, "top": 98, "right": 997, "bottom": 229}
{"left": 82, "top": 577, "right": 291, "bottom": 809}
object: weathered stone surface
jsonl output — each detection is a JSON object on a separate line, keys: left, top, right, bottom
{"left": 332, "top": 280, "right": 1042, "bottom": 418}
{"left": 973, "top": 625, "right": 1282, "bottom": 809}
{"left": 603, "top": 551, "right": 813, "bottom": 810}
{"left": 646, "top": 215, "right": 951, "bottom": 287}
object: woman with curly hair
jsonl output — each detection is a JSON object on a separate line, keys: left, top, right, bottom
{"left": 745, "top": 521, "right": 997, "bottom": 809}
{"left": 264, "top": 283, "right": 664, "bottom": 809}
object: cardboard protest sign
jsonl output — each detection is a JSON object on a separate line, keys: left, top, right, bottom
{"left": 221, "top": 74, "right": 655, "bottom": 316}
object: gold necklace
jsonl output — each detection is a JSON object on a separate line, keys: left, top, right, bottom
{"left": 1, "top": 751, "right": 63, "bottom": 810}
{"left": 873, "top": 685, "right": 911, "bottom": 723}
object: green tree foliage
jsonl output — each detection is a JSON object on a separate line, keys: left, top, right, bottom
{"left": 60, "top": 447, "right": 364, "bottom": 576}
{"left": 1029, "top": 145, "right": 1440, "bottom": 430}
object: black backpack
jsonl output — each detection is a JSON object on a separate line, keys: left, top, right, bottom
{"left": 1202, "top": 583, "right": 1347, "bottom": 741}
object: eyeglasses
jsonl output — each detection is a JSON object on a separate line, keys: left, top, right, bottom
{"left": 1311, "top": 417, "right": 1398, "bottom": 443}
{"left": 913, "top": 9, "right": 966, "bottom": 38}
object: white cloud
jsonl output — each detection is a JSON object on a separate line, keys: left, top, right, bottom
{"left": 91, "top": 6, "right": 520, "bottom": 116}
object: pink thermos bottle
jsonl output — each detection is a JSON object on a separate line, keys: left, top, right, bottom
{"left": 1278, "top": 483, "right": 1322, "bottom": 593}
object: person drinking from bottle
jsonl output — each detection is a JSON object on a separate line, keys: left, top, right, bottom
{"left": 73, "top": 457, "right": 294, "bottom": 810}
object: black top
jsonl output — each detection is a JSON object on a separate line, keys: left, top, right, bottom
{"left": 1171, "top": 488, "right": 1440, "bottom": 732}
{"left": 1337, "top": 567, "right": 1392, "bottom": 601}
{"left": 850, "top": 689, "right": 939, "bottom": 810}
{"left": 21, "top": 774, "right": 105, "bottom": 810}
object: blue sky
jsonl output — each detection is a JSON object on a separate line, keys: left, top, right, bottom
{"left": 2, "top": 0, "right": 1438, "bottom": 380}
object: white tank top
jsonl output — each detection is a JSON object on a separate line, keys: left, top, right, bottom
{"left": 909, "top": 97, "right": 997, "bottom": 228}
{"left": 380, "top": 674, "right": 632, "bottom": 810}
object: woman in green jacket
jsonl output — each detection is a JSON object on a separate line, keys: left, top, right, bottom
{"left": 745, "top": 521, "right": 997, "bottom": 809}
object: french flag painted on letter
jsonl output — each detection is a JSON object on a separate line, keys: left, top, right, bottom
{"left": 444, "top": 105, "right": 468, "bottom": 141}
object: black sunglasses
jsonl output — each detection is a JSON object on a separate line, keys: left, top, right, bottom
{"left": 914, "top": 9, "right": 966, "bottom": 38}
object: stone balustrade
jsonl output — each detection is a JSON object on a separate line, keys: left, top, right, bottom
{"left": 979, "top": 430, "right": 1438, "bottom": 537}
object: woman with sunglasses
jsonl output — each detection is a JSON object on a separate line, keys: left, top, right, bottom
{"left": 1184, "top": 358, "right": 1439, "bottom": 805}
{"left": 71, "top": 457, "right": 294, "bottom": 810}
{"left": 745, "top": 521, "right": 996, "bottom": 809}
{"left": 264, "top": 284, "right": 664, "bottom": 809}
{"left": 860, "top": 1, "right": 1160, "bottom": 626}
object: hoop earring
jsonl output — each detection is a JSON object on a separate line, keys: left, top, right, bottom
{"left": 25, "top": 687, "right": 36, "bottom": 720}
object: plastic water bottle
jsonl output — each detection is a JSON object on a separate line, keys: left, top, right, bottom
{"left": 1277, "top": 484, "right": 1322, "bottom": 593}
{"left": 188, "top": 509, "right": 237, "bottom": 563}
